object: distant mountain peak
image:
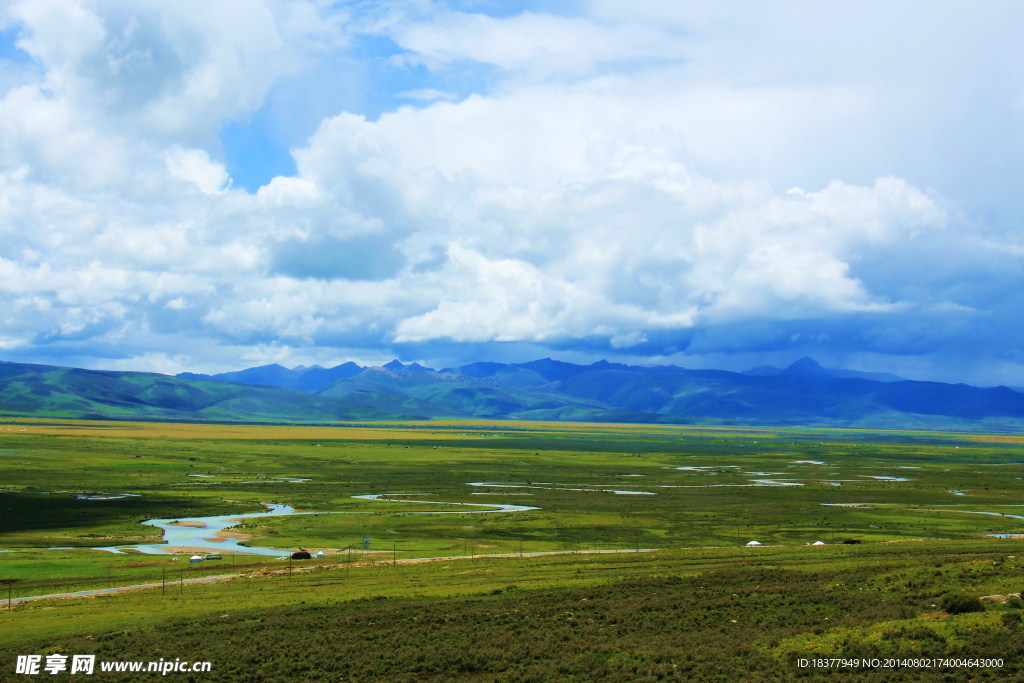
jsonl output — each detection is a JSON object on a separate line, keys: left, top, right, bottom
{"left": 519, "top": 357, "right": 587, "bottom": 380}
{"left": 381, "top": 360, "right": 435, "bottom": 373}
{"left": 781, "top": 357, "right": 829, "bottom": 380}
{"left": 405, "top": 362, "right": 433, "bottom": 372}
{"left": 453, "top": 362, "right": 508, "bottom": 378}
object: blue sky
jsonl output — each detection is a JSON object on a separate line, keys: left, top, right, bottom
{"left": 0, "top": 1, "right": 1022, "bottom": 386}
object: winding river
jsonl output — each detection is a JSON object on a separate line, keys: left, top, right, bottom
{"left": 95, "top": 494, "right": 539, "bottom": 556}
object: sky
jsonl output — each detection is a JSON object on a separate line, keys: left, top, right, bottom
{"left": 0, "top": 1, "right": 1022, "bottom": 386}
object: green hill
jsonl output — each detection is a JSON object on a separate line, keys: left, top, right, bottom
{"left": 0, "top": 361, "right": 414, "bottom": 422}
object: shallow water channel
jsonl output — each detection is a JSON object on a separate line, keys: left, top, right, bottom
{"left": 95, "top": 494, "right": 539, "bottom": 556}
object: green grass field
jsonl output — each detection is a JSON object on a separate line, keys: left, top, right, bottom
{"left": 1, "top": 418, "right": 1023, "bottom": 679}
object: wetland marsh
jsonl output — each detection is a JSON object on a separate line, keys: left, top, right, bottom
{"left": 2, "top": 418, "right": 1023, "bottom": 679}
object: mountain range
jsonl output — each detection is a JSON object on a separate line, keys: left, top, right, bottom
{"left": 1, "top": 357, "right": 1022, "bottom": 430}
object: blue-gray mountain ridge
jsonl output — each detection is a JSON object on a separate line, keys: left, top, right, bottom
{"left": 1, "top": 357, "right": 1022, "bottom": 429}
{"left": 178, "top": 356, "right": 1023, "bottom": 429}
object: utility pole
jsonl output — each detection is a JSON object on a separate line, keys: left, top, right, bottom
{"left": 2, "top": 579, "right": 18, "bottom": 610}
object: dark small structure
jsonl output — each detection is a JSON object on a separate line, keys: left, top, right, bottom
{"left": 291, "top": 551, "right": 312, "bottom": 560}
{"left": 842, "top": 539, "right": 862, "bottom": 545}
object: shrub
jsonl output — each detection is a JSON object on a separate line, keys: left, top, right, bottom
{"left": 882, "top": 625, "right": 946, "bottom": 643}
{"left": 940, "top": 592, "right": 985, "bottom": 614}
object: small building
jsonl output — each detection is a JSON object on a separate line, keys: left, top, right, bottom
{"left": 842, "top": 539, "right": 862, "bottom": 545}
{"left": 745, "top": 541, "right": 762, "bottom": 547}
{"left": 189, "top": 555, "right": 204, "bottom": 563}
{"left": 204, "top": 553, "right": 222, "bottom": 560}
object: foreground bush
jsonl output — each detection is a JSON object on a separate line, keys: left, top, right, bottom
{"left": 940, "top": 592, "right": 985, "bottom": 615}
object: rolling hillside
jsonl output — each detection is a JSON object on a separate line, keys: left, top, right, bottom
{"left": 0, "top": 361, "right": 415, "bottom": 422}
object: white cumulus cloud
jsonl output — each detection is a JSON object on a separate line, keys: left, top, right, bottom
{"left": 0, "top": 0, "right": 1020, "bottom": 385}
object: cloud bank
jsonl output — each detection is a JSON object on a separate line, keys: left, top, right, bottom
{"left": 0, "top": 0, "right": 1022, "bottom": 385}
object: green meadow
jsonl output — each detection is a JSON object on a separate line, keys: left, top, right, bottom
{"left": 1, "top": 418, "right": 1023, "bottom": 679}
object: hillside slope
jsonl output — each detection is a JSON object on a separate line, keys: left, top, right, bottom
{"left": 0, "top": 361, "right": 415, "bottom": 422}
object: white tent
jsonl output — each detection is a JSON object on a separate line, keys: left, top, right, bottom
{"left": 745, "top": 541, "right": 762, "bottom": 547}
{"left": 811, "top": 541, "right": 826, "bottom": 546}
{"left": 314, "top": 551, "right": 326, "bottom": 558}
{"left": 189, "top": 555, "right": 204, "bottom": 563}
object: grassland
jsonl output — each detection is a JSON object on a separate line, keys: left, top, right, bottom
{"left": 1, "top": 418, "right": 1023, "bottom": 679}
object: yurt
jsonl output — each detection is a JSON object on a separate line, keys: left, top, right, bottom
{"left": 745, "top": 541, "right": 762, "bottom": 547}
{"left": 314, "top": 551, "right": 326, "bottom": 558}
{"left": 189, "top": 555, "right": 204, "bottom": 563}
{"left": 811, "top": 541, "right": 826, "bottom": 546}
